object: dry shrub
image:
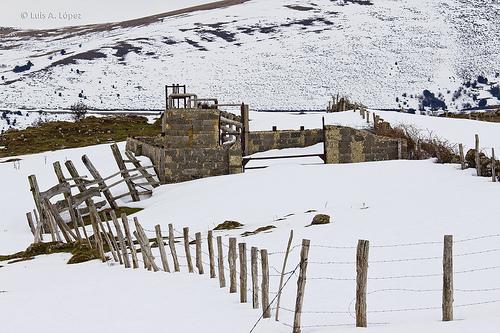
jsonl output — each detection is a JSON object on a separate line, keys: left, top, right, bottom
{"left": 375, "top": 122, "right": 458, "bottom": 163}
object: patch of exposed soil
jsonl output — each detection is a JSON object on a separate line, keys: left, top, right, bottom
{"left": 50, "top": 50, "right": 107, "bottom": 67}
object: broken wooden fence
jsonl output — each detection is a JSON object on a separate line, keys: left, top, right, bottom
{"left": 26, "top": 144, "right": 159, "bottom": 243}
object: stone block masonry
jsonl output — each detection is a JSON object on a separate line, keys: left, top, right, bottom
{"left": 126, "top": 138, "right": 242, "bottom": 184}
{"left": 324, "top": 125, "right": 407, "bottom": 163}
{"left": 161, "top": 108, "right": 220, "bottom": 148}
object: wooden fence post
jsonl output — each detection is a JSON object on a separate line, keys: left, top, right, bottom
{"left": 293, "top": 239, "right": 310, "bottom": 333}
{"left": 89, "top": 207, "right": 106, "bottom": 262}
{"left": 110, "top": 144, "right": 140, "bottom": 201}
{"left": 356, "top": 239, "right": 369, "bottom": 328}
{"left": 217, "top": 236, "right": 226, "bottom": 288}
{"left": 241, "top": 103, "right": 250, "bottom": 156}
{"left": 239, "top": 242, "right": 248, "bottom": 303}
{"left": 229, "top": 237, "right": 237, "bottom": 293}
{"left": 183, "top": 227, "right": 194, "bottom": 273}
{"left": 195, "top": 232, "right": 204, "bottom": 274}
{"left": 26, "top": 212, "right": 36, "bottom": 237}
{"left": 155, "top": 225, "right": 171, "bottom": 272}
{"left": 121, "top": 213, "right": 139, "bottom": 269}
{"left": 261, "top": 249, "right": 271, "bottom": 319}
{"left": 110, "top": 211, "right": 130, "bottom": 268}
{"left": 168, "top": 224, "right": 180, "bottom": 272}
{"left": 100, "top": 217, "right": 119, "bottom": 262}
{"left": 276, "top": 230, "right": 294, "bottom": 321}
{"left": 207, "top": 230, "right": 216, "bottom": 278}
{"left": 475, "top": 134, "right": 481, "bottom": 176}
{"left": 81, "top": 155, "right": 117, "bottom": 209}
{"left": 459, "top": 144, "right": 465, "bottom": 170}
{"left": 76, "top": 209, "right": 90, "bottom": 247}
{"left": 251, "top": 246, "right": 259, "bottom": 309}
{"left": 52, "top": 161, "right": 80, "bottom": 239}
{"left": 104, "top": 216, "right": 122, "bottom": 264}
{"left": 32, "top": 212, "right": 43, "bottom": 243}
{"left": 491, "top": 148, "right": 496, "bottom": 182}
{"left": 443, "top": 235, "right": 453, "bottom": 321}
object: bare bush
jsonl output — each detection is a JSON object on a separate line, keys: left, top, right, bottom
{"left": 375, "top": 122, "right": 458, "bottom": 163}
{"left": 70, "top": 101, "right": 88, "bottom": 121}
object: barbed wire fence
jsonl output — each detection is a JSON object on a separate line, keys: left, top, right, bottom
{"left": 271, "top": 233, "right": 500, "bottom": 332}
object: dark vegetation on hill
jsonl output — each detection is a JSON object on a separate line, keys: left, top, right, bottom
{"left": 0, "top": 115, "right": 161, "bottom": 158}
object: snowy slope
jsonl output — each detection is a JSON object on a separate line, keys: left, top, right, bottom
{"left": 3, "top": 98, "right": 500, "bottom": 332}
{"left": 2, "top": 143, "right": 500, "bottom": 332}
{"left": 0, "top": 0, "right": 498, "bottom": 111}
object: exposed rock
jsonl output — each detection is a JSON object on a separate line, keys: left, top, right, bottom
{"left": 214, "top": 220, "right": 244, "bottom": 230}
{"left": 241, "top": 225, "right": 276, "bottom": 237}
{"left": 465, "top": 149, "right": 500, "bottom": 178}
{"left": 310, "top": 214, "right": 331, "bottom": 226}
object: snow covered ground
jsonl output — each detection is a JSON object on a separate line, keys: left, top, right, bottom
{"left": 1, "top": 0, "right": 498, "bottom": 111}
{"left": 3, "top": 107, "right": 500, "bottom": 331}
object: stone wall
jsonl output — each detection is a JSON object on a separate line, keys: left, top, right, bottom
{"left": 324, "top": 125, "right": 407, "bottom": 163}
{"left": 161, "top": 108, "right": 220, "bottom": 148}
{"left": 126, "top": 137, "right": 242, "bottom": 184}
{"left": 247, "top": 129, "right": 324, "bottom": 155}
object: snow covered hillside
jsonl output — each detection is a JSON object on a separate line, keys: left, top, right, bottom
{"left": 3, "top": 107, "right": 500, "bottom": 332}
{"left": 0, "top": 0, "right": 499, "bottom": 111}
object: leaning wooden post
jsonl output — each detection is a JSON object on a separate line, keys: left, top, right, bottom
{"left": 366, "top": 110, "right": 370, "bottom": 124}
{"left": 217, "top": 236, "right": 226, "bottom": 288}
{"left": 155, "top": 225, "right": 171, "bottom": 272}
{"left": 89, "top": 207, "right": 106, "bottom": 262}
{"left": 459, "top": 144, "right": 465, "bottom": 170}
{"left": 104, "top": 216, "right": 123, "bottom": 265}
{"left": 110, "top": 144, "right": 140, "bottom": 201}
{"left": 228, "top": 237, "right": 237, "bottom": 293}
{"left": 356, "top": 240, "right": 369, "bottom": 328}
{"left": 168, "top": 224, "right": 180, "bottom": 272}
{"left": 110, "top": 211, "right": 130, "bottom": 268}
{"left": 81, "top": 155, "right": 118, "bottom": 208}
{"left": 251, "top": 247, "right": 259, "bottom": 309}
{"left": 293, "top": 239, "right": 310, "bottom": 333}
{"left": 207, "top": 231, "right": 216, "bottom": 278}
{"left": 442, "top": 235, "right": 454, "bottom": 321}
{"left": 195, "top": 232, "right": 204, "bottom": 274}
{"left": 100, "top": 218, "right": 119, "bottom": 263}
{"left": 276, "top": 230, "right": 294, "bottom": 321}
{"left": 26, "top": 212, "right": 36, "bottom": 237}
{"left": 475, "top": 134, "right": 481, "bottom": 176}
{"left": 183, "top": 227, "right": 194, "bottom": 273}
{"left": 28, "top": 175, "right": 48, "bottom": 232}
{"left": 52, "top": 161, "right": 80, "bottom": 239}
{"left": 261, "top": 249, "right": 271, "bottom": 319}
{"left": 76, "top": 210, "right": 91, "bottom": 247}
{"left": 134, "top": 218, "right": 159, "bottom": 272}
{"left": 239, "top": 242, "right": 248, "bottom": 303}
{"left": 121, "top": 213, "right": 139, "bottom": 269}
{"left": 491, "top": 148, "right": 496, "bottom": 182}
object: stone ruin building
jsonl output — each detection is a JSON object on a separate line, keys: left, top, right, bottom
{"left": 126, "top": 85, "right": 407, "bottom": 184}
